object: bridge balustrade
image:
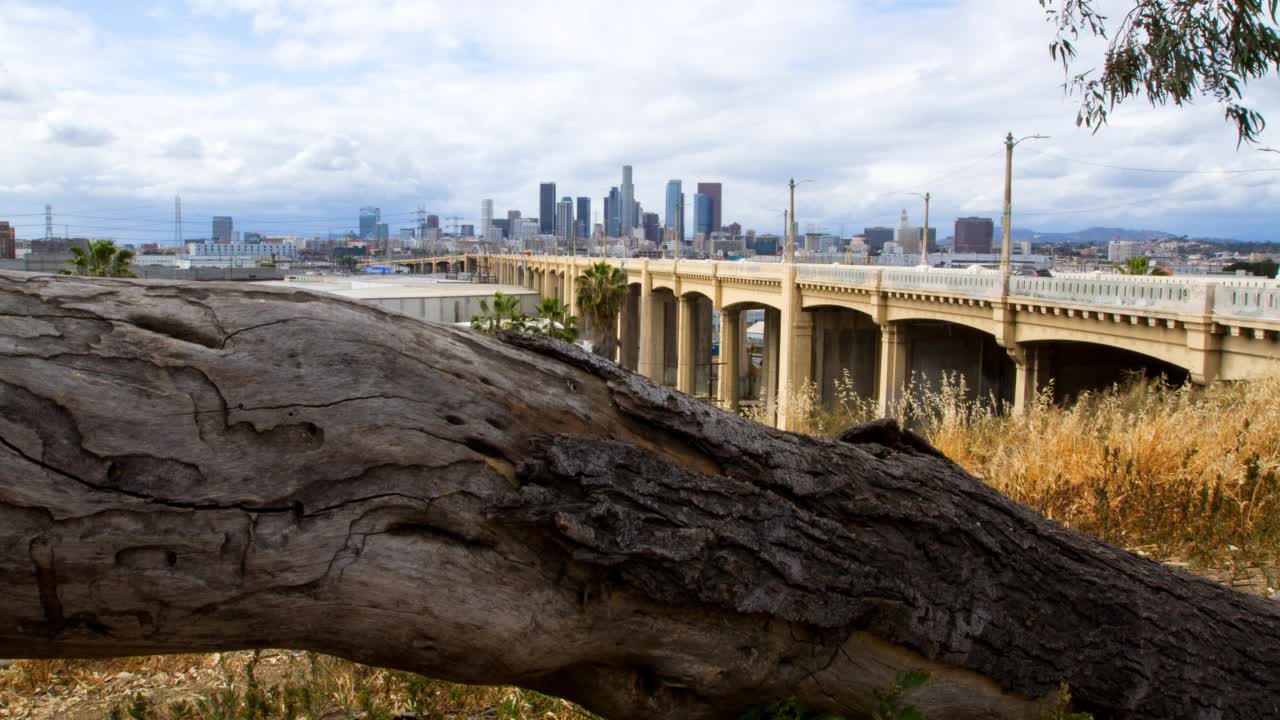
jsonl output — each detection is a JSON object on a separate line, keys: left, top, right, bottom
{"left": 795, "top": 265, "right": 880, "bottom": 286}
{"left": 879, "top": 267, "right": 1002, "bottom": 296}
{"left": 1215, "top": 286, "right": 1280, "bottom": 320}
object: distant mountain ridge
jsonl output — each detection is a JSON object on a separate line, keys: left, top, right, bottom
{"left": 1010, "top": 226, "right": 1179, "bottom": 244}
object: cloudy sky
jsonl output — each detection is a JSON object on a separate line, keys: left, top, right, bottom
{"left": 2, "top": 0, "right": 1279, "bottom": 243}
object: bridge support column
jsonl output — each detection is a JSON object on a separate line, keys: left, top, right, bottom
{"left": 790, "top": 311, "right": 814, "bottom": 416}
{"left": 619, "top": 285, "right": 641, "bottom": 371}
{"left": 1185, "top": 322, "right": 1223, "bottom": 385}
{"left": 877, "top": 323, "right": 908, "bottom": 418}
{"left": 718, "top": 308, "right": 741, "bottom": 411}
{"left": 638, "top": 263, "right": 662, "bottom": 383}
{"left": 563, "top": 264, "right": 575, "bottom": 316}
{"left": 764, "top": 309, "right": 781, "bottom": 426}
{"left": 677, "top": 296, "right": 695, "bottom": 394}
{"left": 1012, "top": 345, "right": 1045, "bottom": 416}
{"left": 775, "top": 266, "right": 800, "bottom": 430}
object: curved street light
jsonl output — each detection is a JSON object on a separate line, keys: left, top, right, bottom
{"left": 1000, "top": 133, "right": 1050, "bottom": 277}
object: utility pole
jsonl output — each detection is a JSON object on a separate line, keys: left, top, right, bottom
{"left": 1000, "top": 132, "right": 1048, "bottom": 278}
{"left": 786, "top": 179, "right": 813, "bottom": 263}
{"left": 922, "top": 192, "right": 930, "bottom": 268}
{"left": 787, "top": 179, "right": 796, "bottom": 263}
{"left": 1000, "top": 133, "right": 1014, "bottom": 277}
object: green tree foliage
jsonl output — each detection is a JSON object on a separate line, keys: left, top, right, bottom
{"left": 1042, "top": 0, "right": 1280, "bottom": 143}
{"left": 533, "top": 297, "right": 579, "bottom": 343}
{"left": 63, "top": 240, "right": 136, "bottom": 278}
{"left": 1115, "top": 255, "right": 1171, "bottom": 275}
{"left": 470, "top": 291, "right": 528, "bottom": 334}
{"left": 1224, "top": 259, "right": 1279, "bottom": 276}
{"left": 574, "top": 261, "right": 628, "bottom": 359}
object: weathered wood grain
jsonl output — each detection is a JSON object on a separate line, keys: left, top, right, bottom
{"left": 1, "top": 272, "right": 1277, "bottom": 719}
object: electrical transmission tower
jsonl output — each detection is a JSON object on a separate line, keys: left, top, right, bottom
{"left": 174, "top": 194, "right": 183, "bottom": 246}
{"left": 44, "top": 205, "right": 52, "bottom": 241}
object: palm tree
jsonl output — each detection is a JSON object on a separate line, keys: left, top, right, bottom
{"left": 1116, "top": 255, "right": 1171, "bottom": 277}
{"left": 575, "top": 261, "right": 628, "bottom": 359}
{"left": 470, "top": 291, "right": 527, "bottom": 334}
{"left": 64, "top": 240, "right": 136, "bottom": 278}
{"left": 533, "top": 297, "right": 578, "bottom": 343}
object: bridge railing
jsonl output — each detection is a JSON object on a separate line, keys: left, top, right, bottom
{"left": 879, "top": 267, "right": 1003, "bottom": 296}
{"left": 526, "top": 256, "right": 1280, "bottom": 321}
{"left": 1008, "top": 274, "right": 1209, "bottom": 313}
{"left": 1213, "top": 285, "right": 1280, "bottom": 320}
{"left": 796, "top": 264, "right": 880, "bottom": 286}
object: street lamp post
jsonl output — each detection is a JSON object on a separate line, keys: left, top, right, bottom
{"left": 905, "top": 192, "right": 931, "bottom": 267}
{"left": 787, "top": 178, "right": 813, "bottom": 263}
{"left": 1000, "top": 131, "right": 1049, "bottom": 278}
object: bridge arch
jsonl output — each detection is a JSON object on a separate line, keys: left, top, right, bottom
{"left": 883, "top": 306, "right": 998, "bottom": 338}
{"left": 434, "top": 261, "right": 449, "bottom": 274}
{"left": 892, "top": 319, "right": 1015, "bottom": 411}
{"left": 803, "top": 304, "right": 881, "bottom": 411}
{"left": 678, "top": 290, "right": 716, "bottom": 398}
{"left": 1018, "top": 339, "right": 1191, "bottom": 405}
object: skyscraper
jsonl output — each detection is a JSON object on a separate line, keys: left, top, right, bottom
{"left": 427, "top": 214, "right": 440, "bottom": 229}
{"left": 620, "top": 165, "right": 635, "bottom": 237}
{"left": 212, "top": 216, "right": 233, "bottom": 244}
{"left": 955, "top": 217, "right": 995, "bottom": 253}
{"left": 576, "top": 197, "right": 590, "bottom": 239}
{"left": 539, "top": 183, "right": 556, "bottom": 234}
{"left": 696, "top": 182, "right": 722, "bottom": 233}
{"left": 694, "top": 193, "right": 713, "bottom": 237}
{"left": 606, "top": 186, "right": 621, "bottom": 237}
{"left": 359, "top": 207, "right": 380, "bottom": 240}
{"left": 480, "top": 199, "right": 493, "bottom": 238}
{"left": 557, "top": 197, "right": 574, "bottom": 248}
{"left": 506, "top": 210, "right": 521, "bottom": 237}
{"left": 642, "top": 212, "right": 661, "bottom": 244}
{"left": 664, "top": 180, "right": 683, "bottom": 241}
{"left": 894, "top": 209, "right": 921, "bottom": 254}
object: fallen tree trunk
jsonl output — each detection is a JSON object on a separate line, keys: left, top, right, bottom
{"left": 0, "top": 272, "right": 1277, "bottom": 720}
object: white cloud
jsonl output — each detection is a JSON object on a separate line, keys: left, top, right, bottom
{"left": 0, "top": 0, "right": 1273, "bottom": 241}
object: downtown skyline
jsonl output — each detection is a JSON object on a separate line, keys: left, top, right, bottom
{"left": 1, "top": 1, "right": 1280, "bottom": 243}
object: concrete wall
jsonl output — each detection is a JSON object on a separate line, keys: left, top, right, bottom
{"left": 363, "top": 292, "right": 539, "bottom": 325}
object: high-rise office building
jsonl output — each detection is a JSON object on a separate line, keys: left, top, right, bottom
{"left": 954, "top": 217, "right": 995, "bottom": 253}
{"left": 664, "top": 180, "right": 683, "bottom": 241}
{"left": 539, "top": 183, "right": 556, "bottom": 234}
{"left": 0, "top": 221, "right": 15, "bottom": 259}
{"left": 620, "top": 165, "right": 635, "bottom": 237}
{"left": 862, "top": 226, "right": 894, "bottom": 250}
{"left": 642, "top": 212, "right": 661, "bottom": 244}
{"left": 359, "top": 207, "right": 380, "bottom": 239}
{"left": 576, "top": 197, "right": 590, "bottom": 239}
{"left": 212, "top": 216, "right": 233, "bottom": 244}
{"left": 480, "top": 199, "right": 493, "bottom": 238}
{"left": 461, "top": 224, "right": 475, "bottom": 237}
{"left": 556, "top": 197, "right": 574, "bottom": 247}
{"left": 427, "top": 214, "right": 440, "bottom": 229}
{"left": 696, "top": 182, "right": 722, "bottom": 232}
{"left": 605, "top": 186, "right": 621, "bottom": 237}
{"left": 506, "top": 210, "right": 521, "bottom": 237}
{"left": 694, "top": 193, "right": 713, "bottom": 237}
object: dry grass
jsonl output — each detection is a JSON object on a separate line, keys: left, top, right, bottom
{"left": 0, "top": 651, "right": 599, "bottom": 720}
{"left": 785, "top": 371, "right": 1280, "bottom": 582}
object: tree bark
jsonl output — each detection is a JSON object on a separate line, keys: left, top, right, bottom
{"left": 0, "top": 272, "right": 1277, "bottom": 720}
